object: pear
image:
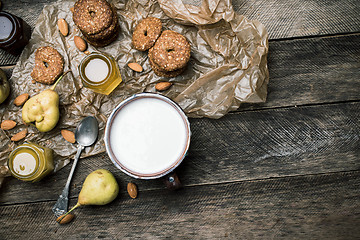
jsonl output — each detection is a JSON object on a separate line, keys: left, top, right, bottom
{"left": 22, "top": 70, "right": 70, "bottom": 132}
{"left": 78, "top": 169, "right": 119, "bottom": 206}
{"left": 0, "top": 69, "right": 10, "bottom": 104}
{"left": 57, "top": 169, "right": 119, "bottom": 223}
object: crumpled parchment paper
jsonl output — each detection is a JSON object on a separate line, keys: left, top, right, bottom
{"left": 0, "top": 0, "right": 269, "bottom": 181}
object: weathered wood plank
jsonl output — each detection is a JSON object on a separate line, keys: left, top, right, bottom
{"left": 233, "top": 0, "right": 360, "bottom": 39}
{"left": 1, "top": 0, "right": 360, "bottom": 65}
{"left": 239, "top": 33, "right": 360, "bottom": 111}
{"left": 1, "top": 171, "right": 359, "bottom": 239}
{"left": 1, "top": 102, "right": 359, "bottom": 205}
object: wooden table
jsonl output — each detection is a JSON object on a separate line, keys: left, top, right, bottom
{"left": 1, "top": 0, "right": 359, "bottom": 239}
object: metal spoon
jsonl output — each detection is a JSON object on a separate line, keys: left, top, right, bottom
{"left": 52, "top": 116, "right": 98, "bottom": 217}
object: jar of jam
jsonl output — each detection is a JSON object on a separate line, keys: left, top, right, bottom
{"left": 0, "top": 11, "right": 31, "bottom": 55}
{"left": 8, "top": 142, "right": 54, "bottom": 182}
{"left": 78, "top": 52, "right": 122, "bottom": 95}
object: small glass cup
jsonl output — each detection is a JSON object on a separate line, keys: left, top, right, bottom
{"left": 78, "top": 52, "right": 122, "bottom": 95}
{"left": 0, "top": 11, "right": 31, "bottom": 55}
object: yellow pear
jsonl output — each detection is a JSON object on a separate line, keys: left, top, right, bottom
{"left": 0, "top": 69, "right": 10, "bottom": 104}
{"left": 22, "top": 70, "right": 70, "bottom": 132}
{"left": 57, "top": 169, "right": 119, "bottom": 223}
{"left": 22, "top": 89, "right": 59, "bottom": 132}
{"left": 78, "top": 169, "right": 119, "bottom": 206}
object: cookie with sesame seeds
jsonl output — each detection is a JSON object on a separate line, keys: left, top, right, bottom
{"left": 132, "top": 17, "right": 162, "bottom": 51}
{"left": 150, "top": 30, "right": 190, "bottom": 72}
{"left": 73, "top": 0, "right": 113, "bottom": 35}
{"left": 82, "top": 4, "right": 119, "bottom": 42}
{"left": 31, "top": 46, "right": 64, "bottom": 85}
{"left": 149, "top": 47, "right": 186, "bottom": 77}
{"left": 85, "top": 24, "right": 119, "bottom": 47}
{"left": 81, "top": 4, "right": 119, "bottom": 47}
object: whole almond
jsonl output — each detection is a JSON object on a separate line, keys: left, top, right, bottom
{"left": 1, "top": 120, "right": 17, "bottom": 130}
{"left": 128, "top": 63, "right": 143, "bottom": 72}
{"left": 14, "top": 93, "right": 29, "bottom": 106}
{"left": 61, "top": 129, "right": 76, "bottom": 143}
{"left": 155, "top": 82, "right": 172, "bottom": 91}
{"left": 56, "top": 214, "right": 75, "bottom": 224}
{"left": 11, "top": 129, "right": 27, "bottom": 142}
{"left": 58, "top": 18, "right": 69, "bottom": 37}
{"left": 74, "top": 36, "right": 87, "bottom": 52}
{"left": 127, "top": 182, "right": 138, "bottom": 199}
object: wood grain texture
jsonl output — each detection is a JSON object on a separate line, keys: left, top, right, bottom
{"left": 239, "top": 34, "right": 360, "bottom": 111}
{"left": 1, "top": 102, "right": 359, "bottom": 205}
{"left": 1, "top": 171, "right": 359, "bottom": 239}
{"left": 1, "top": 0, "right": 360, "bottom": 65}
{"left": 232, "top": 0, "right": 360, "bottom": 39}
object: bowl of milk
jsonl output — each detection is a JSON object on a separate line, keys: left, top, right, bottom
{"left": 104, "top": 93, "right": 191, "bottom": 179}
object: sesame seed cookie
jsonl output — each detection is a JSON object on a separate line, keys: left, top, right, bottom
{"left": 149, "top": 47, "right": 186, "bottom": 77}
{"left": 83, "top": 4, "right": 119, "bottom": 41}
{"left": 132, "top": 17, "right": 162, "bottom": 51}
{"left": 150, "top": 30, "right": 190, "bottom": 72}
{"left": 31, "top": 46, "right": 64, "bottom": 85}
{"left": 73, "top": 0, "right": 113, "bottom": 35}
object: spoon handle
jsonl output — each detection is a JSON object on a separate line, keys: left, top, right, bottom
{"left": 52, "top": 145, "right": 84, "bottom": 217}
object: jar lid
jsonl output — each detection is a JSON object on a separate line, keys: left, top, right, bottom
{"left": 8, "top": 145, "right": 40, "bottom": 180}
{"left": 79, "top": 52, "right": 113, "bottom": 86}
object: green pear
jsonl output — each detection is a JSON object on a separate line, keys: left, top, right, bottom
{"left": 22, "top": 70, "right": 69, "bottom": 132}
{"left": 0, "top": 69, "right": 10, "bottom": 104}
{"left": 57, "top": 169, "right": 119, "bottom": 223}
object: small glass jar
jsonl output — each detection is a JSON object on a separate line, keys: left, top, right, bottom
{"left": 0, "top": 11, "right": 31, "bottom": 55}
{"left": 78, "top": 52, "right": 122, "bottom": 95}
{"left": 8, "top": 142, "right": 54, "bottom": 182}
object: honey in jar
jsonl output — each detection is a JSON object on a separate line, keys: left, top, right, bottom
{"left": 8, "top": 142, "right": 54, "bottom": 182}
{"left": 78, "top": 52, "right": 122, "bottom": 95}
{"left": 0, "top": 11, "right": 31, "bottom": 55}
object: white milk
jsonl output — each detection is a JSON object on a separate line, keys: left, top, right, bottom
{"left": 109, "top": 97, "right": 188, "bottom": 175}
{"left": 84, "top": 58, "right": 109, "bottom": 83}
{"left": 13, "top": 152, "right": 37, "bottom": 176}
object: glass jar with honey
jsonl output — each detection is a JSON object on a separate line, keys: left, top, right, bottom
{"left": 8, "top": 142, "right": 54, "bottom": 182}
{"left": 78, "top": 52, "right": 122, "bottom": 95}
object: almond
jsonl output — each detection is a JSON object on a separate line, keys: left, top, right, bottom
{"left": 128, "top": 63, "right": 143, "bottom": 72}
{"left": 70, "top": 7, "right": 74, "bottom": 14}
{"left": 1, "top": 120, "right": 17, "bottom": 130}
{"left": 56, "top": 214, "right": 75, "bottom": 224}
{"left": 57, "top": 18, "right": 69, "bottom": 37}
{"left": 14, "top": 93, "right": 29, "bottom": 106}
{"left": 11, "top": 129, "right": 27, "bottom": 142}
{"left": 127, "top": 182, "right": 138, "bottom": 199}
{"left": 61, "top": 129, "right": 76, "bottom": 143}
{"left": 74, "top": 36, "right": 87, "bottom": 52}
{"left": 155, "top": 82, "right": 172, "bottom": 91}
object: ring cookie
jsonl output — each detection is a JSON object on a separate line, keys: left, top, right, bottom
{"left": 150, "top": 30, "right": 190, "bottom": 72}
{"left": 83, "top": 5, "right": 118, "bottom": 41}
{"left": 31, "top": 46, "right": 64, "bottom": 85}
{"left": 132, "top": 17, "right": 162, "bottom": 51}
{"left": 148, "top": 47, "right": 185, "bottom": 78}
{"left": 73, "top": 0, "right": 119, "bottom": 47}
{"left": 73, "top": 0, "right": 113, "bottom": 35}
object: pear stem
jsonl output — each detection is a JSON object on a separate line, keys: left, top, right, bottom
{"left": 56, "top": 202, "right": 81, "bottom": 223}
{"left": 50, "top": 70, "right": 71, "bottom": 91}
